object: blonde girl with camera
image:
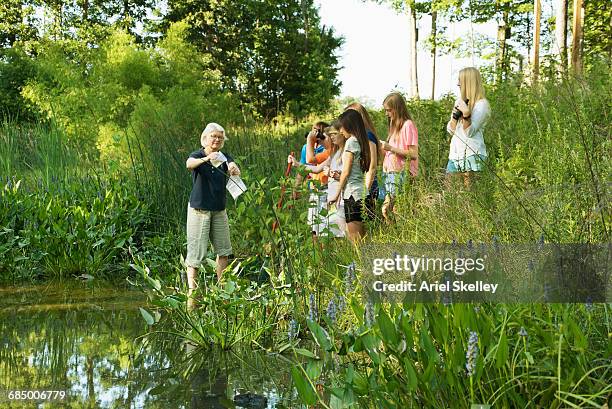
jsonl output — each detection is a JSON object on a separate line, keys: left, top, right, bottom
{"left": 446, "top": 67, "right": 491, "bottom": 187}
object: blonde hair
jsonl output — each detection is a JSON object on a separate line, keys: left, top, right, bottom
{"left": 324, "top": 120, "right": 343, "bottom": 158}
{"left": 383, "top": 92, "right": 412, "bottom": 137}
{"left": 459, "top": 67, "right": 486, "bottom": 112}
{"left": 345, "top": 102, "right": 377, "bottom": 139}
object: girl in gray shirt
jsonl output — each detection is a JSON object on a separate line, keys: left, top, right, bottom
{"left": 328, "top": 109, "right": 372, "bottom": 243}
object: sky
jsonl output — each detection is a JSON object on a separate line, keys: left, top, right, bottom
{"left": 316, "top": 0, "right": 498, "bottom": 106}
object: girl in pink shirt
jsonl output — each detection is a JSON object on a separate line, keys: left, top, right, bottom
{"left": 380, "top": 92, "right": 419, "bottom": 223}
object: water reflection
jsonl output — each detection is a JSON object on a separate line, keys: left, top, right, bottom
{"left": 0, "top": 283, "right": 301, "bottom": 408}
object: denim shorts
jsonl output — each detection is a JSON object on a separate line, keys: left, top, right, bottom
{"left": 379, "top": 171, "right": 407, "bottom": 199}
{"left": 446, "top": 154, "right": 487, "bottom": 173}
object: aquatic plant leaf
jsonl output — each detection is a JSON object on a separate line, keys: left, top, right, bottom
{"left": 294, "top": 348, "right": 318, "bottom": 359}
{"left": 403, "top": 359, "right": 418, "bottom": 390}
{"left": 495, "top": 332, "right": 508, "bottom": 369}
{"left": 139, "top": 307, "right": 154, "bottom": 326}
{"left": 306, "top": 319, "right": 332, "bottom": 351}
{"left": 291, "top": 365, "right": 318, "bottom": 405}
{"left": 377, "top": 309, "right": 399, "bottom": 347}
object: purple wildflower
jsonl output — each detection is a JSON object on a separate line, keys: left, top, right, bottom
{"left": 466, "top": 331, "right": 479, "bottom": 377}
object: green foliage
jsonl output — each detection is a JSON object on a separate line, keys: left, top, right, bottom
{"left": 0, "top": 175, "right": 153, "bottom": 281}
{"left": 583, "top": 0, "right": 612, "bottom": 70}
{"left": 162, "top": 0, "right": 342, "bottom": 119}
{"left": 293, "top": 300, "right": 611, "bottom": 408}
{"left": 0, "top": 0, "right": 38, "bottom": 47}
{"left": 21, "top": 23, "right": 242, "bottom": 155}
{"left": 0, "top": 47, "right": 37, "bottom": 119}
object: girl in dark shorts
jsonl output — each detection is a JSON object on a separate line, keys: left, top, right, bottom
{"left": 327, "top": 109, "right": 371, "bottom": 243}
{"left": 344, "top": 103, "right": 380, "bottom": 220}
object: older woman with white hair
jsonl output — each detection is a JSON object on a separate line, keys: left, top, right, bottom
{"left": 185, "top": 122, "right": 240, "bottom": 293}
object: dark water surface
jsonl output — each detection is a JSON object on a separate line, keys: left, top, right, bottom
{"left": 0, "top": 283, "right": 300, "bottom": 408}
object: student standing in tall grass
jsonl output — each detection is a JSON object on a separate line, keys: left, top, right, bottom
{"left": 303, "top": 121, "right": 331, "bottom": 236}
{"left": 185, "top": 123, "right": 241, "bottom": 295}
{"left": 288, "top": 121, "right": 347, "bottom": 237}
{"left": 446, "top": 67, "right": 491, "bottom": 187}
{"left": 344, "top": 103, "right": 379, "bottom": 220}
{"left": 328, "top": 109, "right": 371, "bottom": 243}
{"left": 380, "top": 92, "right": 419, "bottom": 223}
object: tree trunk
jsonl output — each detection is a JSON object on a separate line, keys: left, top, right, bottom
{"left": 532, "top": 0, "right": 541, "bottom": 82}
{"left": 407, "top": 2, "right": 419, "bottom": 98}
{"left": 123, "top": 0, "right": 130, "bottom": 29}
{"left": 556, "top": 0, "right": 568, "bottom": 72}
{"left": 431, "top": 10, "right": 437, "bottom": 100}
{"left": 81, "top": 0, "right": 89, "bottom": 22}
{"left": 496, "top": 25, "right": 506, "bottom": 84}
{"left": 571, "top": 0, "right": 583, "bottom": 74}
{"left": 496, "top": 10, "right": 509, "bottom": 84}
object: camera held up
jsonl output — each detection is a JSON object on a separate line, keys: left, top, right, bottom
{"left": 452, "top": 98, "right": 469, "bottom": 120}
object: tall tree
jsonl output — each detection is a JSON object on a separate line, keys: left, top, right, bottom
{"left": 555, "top": 0, "right": 568, "bottom": 72}
{"left": 571, "top": 0, "right": 584, "bottom": 74}
{"left": 458, "top": 0, "right": 532, "bottom": 82}
{"left": 421, "top": 0, "right": 461, "bottom": 99}
{"left": 0, "top": 0, "right": 38, "bottom": 47}
{"left": 581, "top": 0, "right": 611, "bottom": 71}
{"left": 430, "top": 9, "right": 437, "bottom": 99}
{"left": 161, "top": 0, "right": 342, "bottom": 119}
{"left": 531, "top": 0, "right": 541, "bottom": 82}
{"left": 407, "top": 1, "right": 419, "bottom": 97}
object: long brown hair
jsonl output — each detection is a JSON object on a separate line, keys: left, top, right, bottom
{"left": 345, "top": 102, "right": 377, "bottom": 140}
{"left": 383, "top": 92, "right": 412, "bottom": 137}
{"left": 338, "top": 109, "right": 371, "bottom": 172}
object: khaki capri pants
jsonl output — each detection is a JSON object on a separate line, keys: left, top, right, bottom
{"left": 185, "top": 206, "right": 233, "bottom": 268}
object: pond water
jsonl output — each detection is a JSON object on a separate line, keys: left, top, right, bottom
{"left": 0, "top": 282, "right": 302, "bottom": 408}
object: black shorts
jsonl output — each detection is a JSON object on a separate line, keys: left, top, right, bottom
{"left": 344, "top": 195, "right": 364, "bottom": 223}
{"left": 364, "top": 187, "right": 378, "bottom": 220}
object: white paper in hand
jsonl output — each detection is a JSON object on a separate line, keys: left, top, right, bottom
{"left": 227, "top": 175, "right": 247, "bottom": 200}
{"left": 210, "top": 152, "right": 227, "bottom": 168}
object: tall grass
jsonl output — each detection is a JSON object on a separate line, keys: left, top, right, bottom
{"left": 1, "top": 70, "right": 610, "bottom": 406}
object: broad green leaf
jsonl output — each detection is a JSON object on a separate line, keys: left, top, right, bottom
{"left": 306, "top": 319, "right": 333, "bottom": 351}
{"left": 495, "top": 332, "right": 508, "bottom": 369}
{"left": 139, "top": 307, "right": 154, "bottom": 326}
{"left": 294, "top": 348, "right": 318, "bottom": 359}
{"left": 291, "top": 365, "right": 318, "bottom": 405}
{"left": 377, "top": 309, "right": 400, "bottom": 347}
{"left": 306, "top": 360, "right": 323, "bottom": 380}
{"left": 404, "top": 359, "right": 418, "bottom": 390}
